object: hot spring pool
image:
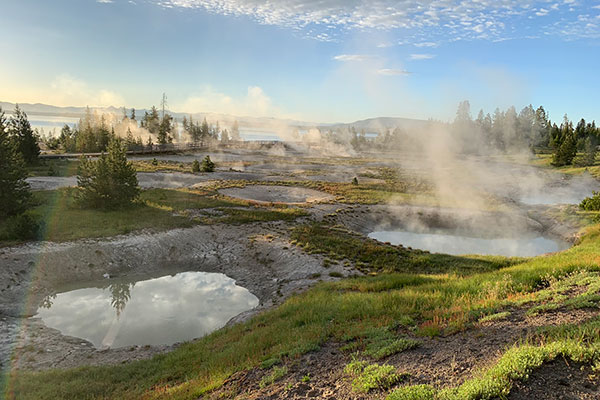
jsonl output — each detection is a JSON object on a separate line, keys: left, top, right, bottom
{"left": 34, "top": 271, "right": 259, "bottom": 349}
{"left": 368, "top": 230, "right": 570, "bottom": 257}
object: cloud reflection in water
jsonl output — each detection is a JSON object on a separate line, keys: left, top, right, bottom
{"left": 35, "top": 272, "right": 259, "bottom": 349}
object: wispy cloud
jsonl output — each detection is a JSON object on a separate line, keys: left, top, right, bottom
{"left": 333, "top": 54, "right": 374, "bottom": 62}
{"left": 414, "top": 41, "right": 439, "bottom": 48}
{"left": 377, "top": 69, "right": 412, "bottom": 76}
{"left": 410, "top": 53, "right": 435, "bottom": 60}
{"left": 97, "top": 0, "right": 114, "bottom": 3}
{"left": 155, "top": 0, "right": 600, "bottom": 43}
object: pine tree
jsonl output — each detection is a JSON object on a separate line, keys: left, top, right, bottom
{"left": 221, "top": 128, "right": 230, "bottom": 143}
{"left": 0, "top": 107, "right": 31, "bottom": 218}
{"left": 552, "top": 122, "right": 577, "bottom": 167}
{"left": 8, "top": 105, "right": 39, "bottom": 164}
{"left": 200, "top": 118, "right": 210, "bottom": 141}
{"left": 157, "top": 113, "right": 173, "bottom": 145}
{"left": 192, "top": 159, "right": 200, "bottom": 173}
{"left": 76, "top": 137, "right": 140, "bottom": 209}
{"left": 125, "top": 127, "right": 135, "bottom": 150}
{"left": 200, "top": 155, "right": 215, "bottom": 172}
{"left": 580, "top": 137, "right": 597, "bottom": 166}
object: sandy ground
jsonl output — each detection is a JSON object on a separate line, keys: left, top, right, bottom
{"left": 219, "top": 185, "right": 335, "bottom": 204}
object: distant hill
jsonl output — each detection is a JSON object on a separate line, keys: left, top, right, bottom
{"left": 0, "top": 101, "right": 432, "bottom": 132}
{"left": 325, "top": 117, "right": 437, "bottom": 133}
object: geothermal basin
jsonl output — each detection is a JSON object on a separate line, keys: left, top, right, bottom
{"left": 35, "top": 271, "right": 259, "bottom": 349}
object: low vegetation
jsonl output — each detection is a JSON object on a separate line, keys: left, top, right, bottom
{"left": 0, "top": 188, "right": 305, "bottom": 245}
{"left": 290, "top": 223, "right": 519, "bottom": 275}
{"left": 344, "top": 360, "right": 404, "bottom": 393}
{"left": 581, "top": 191, "right": 600, "bottom": 211}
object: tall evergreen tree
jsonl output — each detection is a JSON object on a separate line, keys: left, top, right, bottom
{"left": 552, "top": 118, "right": 577, "bottom": 166}
{"left": 76, "top": 137, "right": 140, "bottom": 209}
{"left": 0, "top": 107, "right": 31, "bottom": 218}
{"left": 200, "top": 118, "right": 210, "bottom": 141}
{"left": 8, "top": 105, "right": 39, "bottom": 164}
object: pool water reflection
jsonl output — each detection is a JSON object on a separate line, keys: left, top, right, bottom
{"left": 368, "top": 230, "right": 570, "bottom": 257}
{"left": 35, "top": 271, "right": 259, "bottom": 349}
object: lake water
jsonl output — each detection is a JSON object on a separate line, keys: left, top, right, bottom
{"left": 35, "top": 271, "right": 259, "bottom": 349}
{"left": 368, "top": 230, "right": 570, "bottom": 257}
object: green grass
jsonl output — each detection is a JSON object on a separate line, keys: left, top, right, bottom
{"left": 132, "top": 160, "right": 195, "bottom": 174}
{"left": 344, "top": 360, "right": 405, "bottom": 393}
{"left": 3, "top": 224, "right": 599, "bottom": 400}
{"left": 478, "top": 311, "right": 510, "bottom": 323}
{"left": 388, "top": 317, "right": 600, "bottom": 399}
{"left": 531, "top": 153, "right": 600, "bottom": 179}
{"left": 27, "top": 159, "right": 210, "bottom": 177}
{"left": 290, "top": 223, "right": 520, "bottom": 276}
{"left": 0, "top": 188, "right": 305, "bottom": 244}
{"left": 387, "top": 384, "right": 436, "bottom": 400}
{"left": 341, "top": 326, "right": 420, "bottom": 360}
{"left": 258, "top": 366, "right": 288, "bottom": 388}
{"left": 27, "top": 159, "right": 80, "bottom": 177}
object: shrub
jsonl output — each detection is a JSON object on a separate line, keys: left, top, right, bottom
{"left": 4, "top": 213, "right": 41, "bottom": 240}
{"left": 192, "top": 159, "right": 200, "bottom": 173}
{"left": 76, "top": 138, "right": 140, "bottom": 209}
{"left": 200, "top": 155, "right": 215, "bottom": 172}
{"left": 387, "top": 384, "right": 435, "bottom": 400}
{"left": 580, "top": 191, "right": 600, "bottom": 211}
{"left": 345, "top": 361, "right": 403, "bottom": 393}
{"left": 151, "top": 157, "right": 158, "bottom": 166}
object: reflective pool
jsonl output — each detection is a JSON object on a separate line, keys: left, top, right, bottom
{"left": 368, "top": 230, "right": 570, "bottom": 257}
{"left": 35, "top": 272, "right": 259, "bottom": 349}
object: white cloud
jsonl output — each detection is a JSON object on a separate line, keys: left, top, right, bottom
{"left": 410, "top": 53, "right": 435, "bottom": 60}
{"left": 377, "top": 69, "right": 411, "bottom": 75}
{"left": 97, "top": 0, "right": 114, "bottom": 3}
{"left": 333, "top": 54, "right": 374, "bottom": 62}
{"left": 49, "top": 75, "right": 124, "bottom": 107}
{"left": 414, "top": 41, "right": 439, "bottom": 48}
{"left": 177, "top": 86, "right": 286, "bottom": 117}
{"left": 155, "top": 0, "right": 597, "bottom": 42}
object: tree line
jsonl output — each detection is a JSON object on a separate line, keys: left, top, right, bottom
{"left": 43, "top": 105, "right": 243, "bottom": 154}
{"left": 322, "top": 101, "right": 598, "bottom": 167}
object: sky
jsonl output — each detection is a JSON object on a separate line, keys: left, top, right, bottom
{"left": 0, "top": 0, "right": 599, "bottom": 123}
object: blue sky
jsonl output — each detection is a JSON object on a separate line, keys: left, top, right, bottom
{"left": 1, "top": 0, "right": 599, "bottom": 123}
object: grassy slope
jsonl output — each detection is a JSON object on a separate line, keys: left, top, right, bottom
{"left": 532, "top": 153, "right": 600, "bottom": 179}
{"left": 4, "top": 223, "right": 600, "bottom": 400}
{"left": 0, "top": 188, "right": 306, "bottom": 244}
